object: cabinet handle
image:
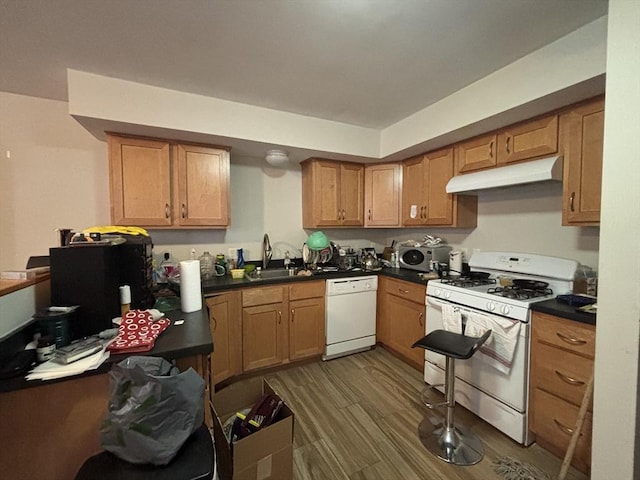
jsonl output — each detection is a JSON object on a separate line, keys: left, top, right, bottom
{"left": 342, "top": 209, "right": 345, "bottom": 220}
{"left": 278, "top": 310, "right": 282, "bottom": 324}
{"left": 368, "top": 209, "right": 372, "bottom": 221}
{"left": 181, "top": 203, "right": 186, "bottom": 218}
{"left": 211, "top": 315, "right": 217, "bottom": 332}
{"left": 398, "top": 288, "right": 409, "bottom": 294}
{"left": 165, "top": 203, "right": 170, "bottom": 219}
{"left": 553, "top": 418, "right": 576, "bottom": 436}
{"left": 420, "top": 206, "right": 424, "bottom": 219}
{"left": 489, "top": 140, "right": 494, "bottom": 158}
{"left": 418, "top": 312, "right": 424, "bottom": 327}
{"left": 291, "top": 309, "right": 295, "bottom": 322}
{"left": 570, "top": 192, "right": 575, "bottom": 212}
{"left": 505, "top": 136, "right": 511, "bottom": 154}
{"left": 555, "top": 370, "right": 585, "bottom": 386}
{"left": 556, "top": 332, "right": 587, "bottom": 345}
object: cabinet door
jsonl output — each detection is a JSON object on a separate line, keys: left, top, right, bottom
{"left": 108, "top": 135, "right": 172, "bottom": 226}
{"left": 497, "top": 114, "right": 558, "bottom": 165}
{"left": 289, "top": 297, "right": 325, "bottom": 361}
{"left": 561, "top": 98, "right": 605, "bottom": 226}
{"left": 385, "top": 293, "right": 425, "bottom": 368}
{"left": 242, "top": 303, "right": 286, "bottom": 371}
{"left": 309, "top": 160, "right": 341, "bottom": 226}
{"left": 424, "top": 148, "right": 454, "bottom": 225}
{"left": 455, "top": 133, "right": 497, "bottom": 173}
{"left": 175, "top": 144, "right": 230, "bottom": 227}
{"left": 339, "top": 163, "right": 364, "bottom": 226}
{"left": 206, "top": 292, "right": 241, "bottom": 387}
{"left": 402, "top": 155, "right": 427, "bottom": 226}
{"left": 364, "top": 163, "right": 402, "bottom": 227}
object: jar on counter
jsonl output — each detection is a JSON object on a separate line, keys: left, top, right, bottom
{"left": 574, "top": 265, "right": 598, "bottom": 296}
{"left": 37, "top": 335, "right": 56, "bottom": 362}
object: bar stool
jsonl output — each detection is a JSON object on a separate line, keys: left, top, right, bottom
{"left": 412, "top": 329, "right": 491, "bottom": 466}
{"left": 75, "top": 422, "right": 215, "bottom": 480}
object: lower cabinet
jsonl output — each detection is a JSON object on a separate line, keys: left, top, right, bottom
{"left": 530, "top": 312, "right": 596, "bottom": 474}
{"left": 205, "top": 291, "right": 242, "bottom": 386}
{"left": 206, "top": 280, "right": 326, "bottom": 387}
{"left": 289, "top": 281, "right": 326, "bottom": 361}
{"left": 377, "top": 277, "right": 426, "bottom": 369}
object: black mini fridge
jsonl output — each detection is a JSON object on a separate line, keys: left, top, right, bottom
{"left": 49, "top": 236, "right": 154, "bottom": 339}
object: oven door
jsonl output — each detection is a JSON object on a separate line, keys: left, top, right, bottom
{"left": 425, "top": 296, "right": 530, "bottom": 413}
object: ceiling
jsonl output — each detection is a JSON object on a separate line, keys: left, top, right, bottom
{"left": 0, "top": 0, "right": 608, "bottom": 131}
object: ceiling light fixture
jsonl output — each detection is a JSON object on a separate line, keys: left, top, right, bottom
{"left": 265, "top": 149, "right": 289, "bottom": 167}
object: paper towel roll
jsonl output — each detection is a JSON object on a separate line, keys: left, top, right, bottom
{"left": 179, "top": 260, "right": 202, "bottom": 313}
{"left": 119, "top": 285, "right": 131, "bottom": 304}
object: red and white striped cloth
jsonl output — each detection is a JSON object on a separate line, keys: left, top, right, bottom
{"left": 107, "top": 310, "right": 171, "bottom": 354}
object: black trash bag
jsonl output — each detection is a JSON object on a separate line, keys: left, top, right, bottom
{"left": 100, "top": 356, "right": 205, "bottom": 465}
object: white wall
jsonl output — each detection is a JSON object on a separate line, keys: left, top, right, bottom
{"left": 0, "top": 92, "right": 600, "bottom": 274}
{"left": 592, "top": 1, "right": 640, "bottom": 478}
{"left": 0, "top": 92, "right": 109, "bottom": 270}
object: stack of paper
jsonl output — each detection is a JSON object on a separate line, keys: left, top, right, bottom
{"left": 26, "top": 348, "right": 109, "bottom": 381}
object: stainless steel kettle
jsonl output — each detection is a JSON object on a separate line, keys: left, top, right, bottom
{"left": 362, "top": 251, "right": 380, "bottom": 271}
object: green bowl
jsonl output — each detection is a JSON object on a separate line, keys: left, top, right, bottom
{"left": 307, "top": 231, "right": 330, "bottom": 250}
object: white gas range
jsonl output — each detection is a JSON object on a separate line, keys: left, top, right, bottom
{"left": 424, "top": 251, "right": 578, "bottom": 445}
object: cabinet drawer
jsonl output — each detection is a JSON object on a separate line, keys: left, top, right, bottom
{"left": 289, "top": 280, "right": 325, "bottom": 301}
{"left": 532, "top": 388, "right": 592, "bottom": 472}
{"left": 242, "top": 286, "right": 286, "bottom": 307}
{"left": 533, "top": 342, "right": 593, "bottom": 408}
{"left": 384, "top": 278, "right": 425, "bottom": 304}
{"left": 533, "top": 312, "right": 595, "bottom": 357}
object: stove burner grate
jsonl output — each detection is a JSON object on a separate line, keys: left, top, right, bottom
{"left": 487, "top": 286, "right": 554, "bottom": 300}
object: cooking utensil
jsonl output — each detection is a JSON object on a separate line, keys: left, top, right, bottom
{"left": 512, "top": 279, "right": 549, "bottom": 290}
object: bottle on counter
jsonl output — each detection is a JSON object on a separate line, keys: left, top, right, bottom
{"left": 198, "top": 251, "right": 215, "bottom": 280}
{"left": 160, "top": 252, "right": 178, "bottom": 282}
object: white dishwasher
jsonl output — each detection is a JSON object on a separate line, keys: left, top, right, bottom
{"left": 324, "top": 276, "right": 378, "bottom": 360}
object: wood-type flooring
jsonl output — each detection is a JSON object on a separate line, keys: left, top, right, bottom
{"left": 257, "top": 347, "right": 589, "bottom": 480}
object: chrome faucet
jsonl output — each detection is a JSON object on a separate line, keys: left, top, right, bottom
{"left": 262, "top": 233, "right": 273, "bottom": 269}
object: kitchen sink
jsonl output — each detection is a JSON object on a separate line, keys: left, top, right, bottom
{"left": 245, "top": 268, "right": 296, "bottom": 281}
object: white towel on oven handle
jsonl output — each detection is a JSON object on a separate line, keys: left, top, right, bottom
{"left": 441, "top": 304, "right": 462, "bottom": 334}
{"left": 465, "top": 312, "right": 520, "bottom": 374}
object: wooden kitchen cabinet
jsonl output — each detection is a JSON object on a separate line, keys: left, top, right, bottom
{"left": 455, "top": 133, "right": 497, "bottom": 174}
{"left": 288, "top": 280, "right": 326, "bottom": 361}
{"left": 302, "top": 158, "right": 364, "bottom": 227}
{"left": 377, "top": 277, "right": 426, "bottom": 369}
{"left": 205, "top": 291, "right": 242, "bottom": 387}
{"left": 496, "top": 114, "right": 558, "bottom": 165}
{"left": 364, "top": 163, "right": 402, "bottom": 227}
{"left": 401, "top": 148, "right": 477, "bottom": 228}
{"left": 108, "top": 134, "right": 230, "bottom": 228}
{"left": 530, "top": 312, "right": 595, "bottom": 474}
{"left": 241, "top": 286, "right": 288, "bottom": 372}
{"left": 560, "top": 97, "right": 605, "bottom": 226}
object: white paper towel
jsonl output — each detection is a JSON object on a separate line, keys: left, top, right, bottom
{"left": 179, "top": 260, "right": 202, "bottom": 313}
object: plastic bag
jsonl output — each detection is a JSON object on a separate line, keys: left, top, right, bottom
{"left": 100, "top": 356, "right": 205, "bottom": 465}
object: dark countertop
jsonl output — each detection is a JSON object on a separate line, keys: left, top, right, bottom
{"left": 200, "top": 266, "right": 429, "bottom": 295}
{"left": 531, "top": 299, "right": 596, "bottom": 326}
{"left": 0, "top": 307, "right": 211, "bottom": 394}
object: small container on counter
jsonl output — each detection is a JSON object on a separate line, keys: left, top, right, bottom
{"left": 37, "top": 335, "right": 56, "bottom": 362}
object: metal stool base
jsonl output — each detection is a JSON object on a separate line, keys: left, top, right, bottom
{"left": 418, "top": 417, "right": 484, "bottom": 466}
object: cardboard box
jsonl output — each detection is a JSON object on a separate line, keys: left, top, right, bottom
{"left": 212, "top": 377, "right": 294, "bottom": 480}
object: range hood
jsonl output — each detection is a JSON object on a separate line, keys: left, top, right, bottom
{"left": 446, "top": 156, "right": 563, "bottom": 194}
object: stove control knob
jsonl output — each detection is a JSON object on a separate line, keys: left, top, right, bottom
{"left": 487, "top": 301, "right": 496, "bottom": 312}
{"left": 444, "top": 291, "right": 451, "bottom": 300}
{"left": 433, "top": 288, "right": 442, "bottom": 297}
{"left": 500, "top": 304, "right": 511, "bottom": 315}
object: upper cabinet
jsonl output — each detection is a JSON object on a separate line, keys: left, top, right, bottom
{"left": 455, "top": 113, "right": 559, "bottom": 174}
{"left": 364, "top": 163, "right": 402, "bottom": 227}
{"left": 302, "top": 159, "right": 364, "bottom": 228}
{"left": 455, "top": 133, "right": 497, "bottom": 174}
{"left": 496, "top": 114, "right": 558, "bottom": 166}
{"left": 402, "top": 148, "right": 477, "bottom": 228}
{"left": 108, "top": 134, "right": 230, "bottom": 228}
{"left": 560, "top": 98, "right": 605, "bottom": 226}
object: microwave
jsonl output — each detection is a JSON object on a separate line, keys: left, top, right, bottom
{"left": 398, "top": 245, "right": 452, "bottom": 272}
